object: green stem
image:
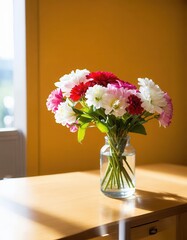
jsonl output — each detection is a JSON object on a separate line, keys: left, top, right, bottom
{"left": 101, "top": 134, "right": 135, "bottom": 191}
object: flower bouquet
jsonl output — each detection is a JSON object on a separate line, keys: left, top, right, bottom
{"left": 46, "top": 69, "right": 173, "bottom": 197}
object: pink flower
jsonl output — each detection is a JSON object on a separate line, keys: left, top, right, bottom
{"left": 102, "top": 84, "right": 130, "bottom": 117}
{"left": 113, "top": 80, "right": 137, "bottom": 90}
{"left": 46, "top": 88, "right": 63, "bottom": 113}
{"left": 158, "top": 93, "right": 173, "bottom": 127}
{"left": 66, "top": 122, "right": 79, "bottom": 132}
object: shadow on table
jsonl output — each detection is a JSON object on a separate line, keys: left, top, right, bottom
{"left": 133, "top": 189, "right": 187, "bottom": 212}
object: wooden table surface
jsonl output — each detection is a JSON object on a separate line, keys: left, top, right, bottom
{"left": 0, "top": 163, "right": 186, "bottom": 240}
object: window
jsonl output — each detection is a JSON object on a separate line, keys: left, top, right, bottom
{"left": 0, "top": 0, "right": 26, "bottom": 178}
{"left": 0, "top": 0, "right": 14, "bottom": 128}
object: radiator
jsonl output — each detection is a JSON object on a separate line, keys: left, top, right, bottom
{"left": 0, "top": 129, "right": 26, "bottom": 179}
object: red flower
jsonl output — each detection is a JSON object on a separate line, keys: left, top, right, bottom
{"left": 126, "top": 94, "right": 144, "bottom": 115}
{"left": 86, "top": 71, "right": 118, "bottom": 87}
{"left": 70, "top": 82, "right": 90, "bottom": 101}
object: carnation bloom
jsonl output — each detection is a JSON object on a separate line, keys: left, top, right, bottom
{"left": 55, "top": 101, "right": 76, "bottom": 126}
{"left": 138, "top": 78, "right": 167, "bottom": 114}
{"left": 46, "top": 88, "right": 63, "bottom": 113}
{"left": 47, "top": 69, "right": 173, "bottom": 139}
{"left": 102, "top": 84, "right": 131, "bottom": 117}
{"left": 112, "top": 80, "right": 137, "bottom": 90}
{"left": 86, "top": 71, "right": 118, "bottom": 87}
{"left": 70, "top": 82, "right": 90, "bottom": 101}
{"left": 85, "top": 85, "right": 107, "bottom": 109}
{"left": 126, "top": 94, "right": 144, "bottom": 115}
{"left": 158, "top": 93, "right": 173, "bottom": 127}
{"left": 55, "top": 69, "right": 90, "bottom": 97}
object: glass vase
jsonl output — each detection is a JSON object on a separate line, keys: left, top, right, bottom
{"left": 100, "top": 135, "right": 135, "bottom": 198}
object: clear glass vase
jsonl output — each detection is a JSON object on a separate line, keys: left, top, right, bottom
{"left": 100, "top": 135, "right": 135, "bottom": 198}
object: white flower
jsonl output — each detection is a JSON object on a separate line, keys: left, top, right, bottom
{"left": 55, "top": 101, "right": 76, "bottom": 126}
{"left": 102, "top": 85, "right": 131, "bottom": 117}
{"left": 138, "top": 78, "right": 167, "bottom": 114}
{"left": 85, "top": 85, "right": 107, "bottom": 109}
{"left": 55, "top": 69, "right": 90, "bottom": 97}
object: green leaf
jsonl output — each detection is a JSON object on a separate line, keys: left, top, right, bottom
{"left": 81, "top": 107, "right": 90, "bottom": 113}
{"left": 130, "top": 124, "right": 147, "bottom": 135}
{"left": 96, "top": 121, "right": 108, "bottom": 133}
{"left": 78, "top": 116, "right": 92, "bottom": 124}
{"left": 72, "top": 108, "right": 83, "bottom": 115}
{"left": 77, "top": 123, "right": 89, "bottom": 143}
{"left": 82, "top": 105, "right": 94, "bottom": 114}
{"left": 80, "top": 114, "right": 92, "bottom": 119}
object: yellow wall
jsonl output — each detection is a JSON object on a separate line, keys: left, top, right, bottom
{"left": 26, "top": 0, "right": 187, "bottom": 176}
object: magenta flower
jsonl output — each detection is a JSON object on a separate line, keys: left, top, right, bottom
{"left": 46, "top": 88, "right": 63, "bottom": 113}
{"left": 66, "top": 121, "right": 79, "bottom": 132}
{"left": 68, "top": 124, "right": 78, "bottom": 132}
{"left": 158, "top": 93, "right": 173, "bottom": 127}
{"left": 112, "top": 80, "right": 137, "bottom": 90}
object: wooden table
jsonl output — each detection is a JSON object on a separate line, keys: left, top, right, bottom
{"left": 0, "top": 164, "right": 186, "bottom": 240}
